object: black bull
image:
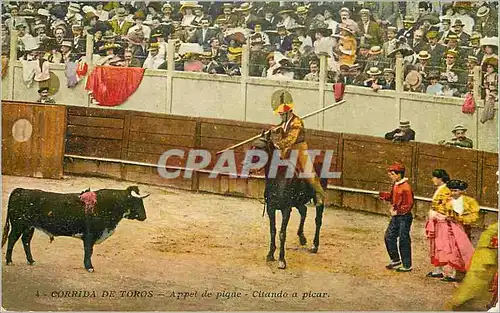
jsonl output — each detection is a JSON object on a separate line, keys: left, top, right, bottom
{"left": 2, "top": 186, "right": 148, "bottom": 272}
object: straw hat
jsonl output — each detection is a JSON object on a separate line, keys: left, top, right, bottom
{"left": 417, "top": 51, "right": 431, "bottom": 60}
{"left": 103, "top": 43, "right": 121, "bottom": 50}
{"left": 469, "top": 32, "right": 481, "bottom": 41}
{"left": 477, "top": 5, "right": 490, "bottom": 17}
{"left": 451, "top": 124, "right": 467, "bottom": 133}
{"left": 467, "top": 55, "right": 479, "bottom": 64}
{"left": 480, "top": 36, "right": 498, "bottom": 47}
{"left": 235, "top": 3, "right": 253, "bottom": 12}
{"left": 403, "top": 15, "right": 416, "bottom": 23}
{"left": 388, "top": 47, "right": 414, "bottom": 58}
{"left": 296, "top": 6, "right": 309, "bottom": 15}
{"left": 366, "top": 67, "right": 381, "bottom": 76}
{"left": 482, "top": 56, "right": 498, "bottom": 70}
{"left": 369, "top": 46, "right": 382, "bottom": 55}
{"left": 61, "top": 41, "right": 72, "bottom": 48}
{"left": 453, "top": 19, "right": 465, "bottom": 27}
{"left": 404, "top": 70, "right": 422, "bottom": 89}
{"left": 399, "top": 120, "right": 411, "bottom": 128}
{"left": 115, "top": 7, "right": 127, "bottom": 17}
{"left": 148, "top": 43, "right": 160, "bottom": 51}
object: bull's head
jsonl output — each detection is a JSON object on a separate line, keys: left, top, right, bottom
{"left": 125, "top": 186, "right": 149, "bottom": 221}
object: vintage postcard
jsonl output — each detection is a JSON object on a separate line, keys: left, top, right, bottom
{"left": 1, "top": 0, "right": 498, "bottom": 311}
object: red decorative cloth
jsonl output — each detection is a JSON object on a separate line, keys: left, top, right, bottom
{"left": 79, "top": 191, "right": 97, "bottom": 216}
{"left": 85, "top": 66, "right": 145, "bottom": 106}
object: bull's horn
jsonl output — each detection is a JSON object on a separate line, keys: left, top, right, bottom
{"left": 131, "top": 190, "right": 150, "bottom": 199}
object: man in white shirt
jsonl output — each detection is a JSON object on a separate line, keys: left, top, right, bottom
{"left": 143, "top": 43, "right": 165, "bottom": 69}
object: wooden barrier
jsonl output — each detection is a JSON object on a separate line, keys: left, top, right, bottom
{"left": 2, "top": 101, "right": 66, "bottom": 178}
{"left": 2, "top": 102, "right": 497, "bottom": 226}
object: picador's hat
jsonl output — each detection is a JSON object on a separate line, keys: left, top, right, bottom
{"left": 271, "top": 89, "right": 294, "bottom": 114}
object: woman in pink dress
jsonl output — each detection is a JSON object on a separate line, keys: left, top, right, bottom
{"left": 426, "top": 179, "right": 477, "bottom": 282}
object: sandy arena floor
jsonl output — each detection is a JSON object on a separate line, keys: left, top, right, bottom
{"left": 1, "top": 175, "right": 459, "bottom": 311}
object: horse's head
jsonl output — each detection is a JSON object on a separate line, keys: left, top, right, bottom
{"left": 242, "top": 131, "right": 274, "bottom": 176}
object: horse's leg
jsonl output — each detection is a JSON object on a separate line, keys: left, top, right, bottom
{"left": 278, "top": 207, "right": 292, "bottom": 269}
{"left": 266, "top": 207, "right": 276, "bottom": 262}
{"left": 310, "top": 203, "right": 324, "bottom": 253}
{"left": 296, "top": 204, "right": 307, "bottom": 246}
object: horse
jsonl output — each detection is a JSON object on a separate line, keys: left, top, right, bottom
{"left": 247, "top": 131, "right": 327, "bottom": 269}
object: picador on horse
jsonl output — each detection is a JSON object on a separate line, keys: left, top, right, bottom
{"left": 249, "top": 89, "right": 327, "bottom": 269}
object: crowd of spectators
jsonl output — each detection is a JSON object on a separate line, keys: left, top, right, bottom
{"left": 1, "top": 1, "right": 498, "bottom": 99}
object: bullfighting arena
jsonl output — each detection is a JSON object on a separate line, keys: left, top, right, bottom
{"left": 2, "top": 175, "right": 456, "bottom": 311}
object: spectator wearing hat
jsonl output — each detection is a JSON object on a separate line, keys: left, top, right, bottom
{"left": 15, "top": 24, "right": 35, "bottom": 55}
{"left": 401, "top": 15, "right": 417, "bottom": 41}
{"left": 289, "top": 24, "right": 312, "bottom": 54}
{"left": 278, "top": 5, "right": 296, "bottom": 31}
{"left": 236, "top": 3, "right": 258, "bottom": 28}
{"left": 452, "top": 2, "right": 474, "bottom": 35}
{"left": 189, "top": 18, "right": 216, "bottom": 51}
{"left": 438, "top": 18, "right": 452, "bottom": 44}
{"left": 216, "top": 3, "right": 238, "bottom": 28}
{"left": 262, "top": 5, "right": 278, "bottom": 29}
{"left": 60, "top": 40, "right": 73, "bottom": 64}
{"left": 37, "top": 87, "right": 55, "bottom": 104}
{"left": 109, "top": 7, "right": 133, "bottom": 35}
{"left": 480, "top": 38, "right": 498, "bottom": 65}
{"left": 295, "top": 6, "right": 312, "bottom": 30}
{"left": 95, "top": 43, "right": 121, "bottom": 66}
{"left": 122, "top": 48, "right": 142, "bottom": 68}
{"left": 179, "top": 2, "right": 197, "bottom": 27}
{"left": 426, "top": 71, "right": 444, "bottom": 95}
{"left": 451, "top": 19, "right": 470, "bottom": 47}
{"left": 424, "top": 29, "right": 447, "bottom": 66}
{"left": 468, "top": 32, "right": 484, "bottom": 61}
{"left": 404, "top": 70, "right": 424, "bottom": 93}
{"left": 127, "top": 11, "right": 151, "bottom": 42}
{"left": 439, "top": 124, "right": 473, "bottom": 148}
{"left": 336, "top": 24, "right": 357, "bottom": 66}
{"left": 192, "top": 4, "right": 209, "bottom": 26}
{"left": 440, "top": 4, "right": 455, "bottom": 30}
{"left": 338, "top": 7, "right": 359, "bottom": 34}
{"left": 66, "top": 3, "right": 84, "bottom": 24}
{"left": 323, "top": 7, "right": 338, "bottom": 35}
{"left": 286, "top": 37, "right": 303, "bottom": 65}
{"left": 476, "top": 5, "right": 497, "bottom": 38}
{"left": 414, "top": 50, "right": 432, "bottom": 76}
{"left": 384, "top": 120, "right": 415, "bottom": 142}
{"left": 364, "top": 46, "right": 387, "bottom": 73}
{"left": 358, "top": 9, "right": 383, "bottom": 47}
{"left": 378, "top": 162, "right": 414, "bottom": 273}
{"left": 409, "top": 29, "right": 425, "bottom": 53}
{"left": 94, "top": 2, "right": 110, "bottom": 22}
{"left": 209, "top": 37, "right": 227, "bottom": 63}
{"left": 273, "top": 23, "right": 293, "bottom": 53}
{"left": 441, "top": 50, "right": 463, "bottom": 92}
{"left": 142, "top": 42, "right": 164, "bottom": 69}
{"left": 336, "top": 64, "right": 353, "bottom": 85}
{"left": 382, "top": 68, "right": 396, "bottom": 90}
{"left": 71, "top": 24, "right": 86, "bottom": 58}
{"left": 382, "top": 26, "right": 397, "bottom": 58}
{"left": 482, "top": 56, "right": 498, "bottom": 96}
{"left": 364, "top": 67, "right": 385, "bottom": 91}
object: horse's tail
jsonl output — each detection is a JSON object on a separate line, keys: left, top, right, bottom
{"left": 2, "top": 210, "right": 10, "bottom": 248}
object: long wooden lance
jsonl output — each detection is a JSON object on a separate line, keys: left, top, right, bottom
{"left": 216, "top": 99, "right": 346, "bottom": 154}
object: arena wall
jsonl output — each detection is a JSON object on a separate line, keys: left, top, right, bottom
{"left": 2, "top": 61, "right": 498, "bottom": 153}
{"left": 4, "top": 102, "right": 496, "bottom": 227}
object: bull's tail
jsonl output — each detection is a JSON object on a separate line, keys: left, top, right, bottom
{"left": 2, "top": 212, "right": 9, "bottom": 248}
